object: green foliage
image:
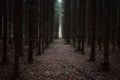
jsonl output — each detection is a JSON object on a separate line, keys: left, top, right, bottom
{"left": 61, "top": 67, "right": 69, "bottom": 74}
{"left": 55, "top": 0, "right": 63, "bottom": 18}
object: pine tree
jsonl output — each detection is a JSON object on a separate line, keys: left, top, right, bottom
{"left": 8, "top": 0, "right": 13, "bottom": 44}
{"left": 27, "top": 0, "right": 35, "bottom": 63}
{"left": 103, "top": 0, "right": 111, "bottom": 71}
{"left": 0, "top": 0, "right": 3, "bottom": 39}
{"left": 13, "top": 0, "right": 23, "bottom": 78}
{"left": 2, "top": 0, "right": 8, "bottom": 64}
{"left": 37, "top": 0, "right": 42, "bottom": 55}
{"left": 90, "top": 0, "right": 96, "bottom": 62}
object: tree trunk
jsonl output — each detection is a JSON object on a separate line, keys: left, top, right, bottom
{"left": 8, "top": 0, "right": 13, "bottom": 44}
{"left": 81, "top": 0, "right": 85, "bottom": 54}
{"left": 0, "top": 0, "right": 3, "bottom": 39}
{"left": 13, "top": 0, "right": 23, "bottom": 78}
{"left": 38, "top": 0, "right": 41, "bottom": 55}
{"left": 90, "top": 0, "right": 96, "bottom": 62}
{"left": 27, "top": 0, "right": 35, "bottom": 63}
{"left": 103, "top": 0, "right": 111, "bottom": 71}
{"left": 2, "top": 0, "right": 8, "bottom": 64}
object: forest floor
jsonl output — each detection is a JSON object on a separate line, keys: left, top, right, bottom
{"left": 0, "top": 39, "right": 120, "bottom": 80}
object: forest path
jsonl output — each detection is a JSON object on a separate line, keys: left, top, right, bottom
{"left": 19, "top": 39, "right": 87, "bottom": 80}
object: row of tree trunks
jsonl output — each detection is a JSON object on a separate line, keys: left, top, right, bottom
{"left": 1, "top": 0, "right": 55, "bottom": 78}
{"left": 62, "top": 0, "right": 119, "bottom": 72}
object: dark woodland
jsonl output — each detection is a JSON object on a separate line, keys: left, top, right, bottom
{"left": 0, "top": 0, "right": 120, "bottom": 80}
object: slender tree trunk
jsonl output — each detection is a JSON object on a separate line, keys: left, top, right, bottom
{"left": 71, "top": 0, "right": 76, "bottom": 47}
{"left": 8, "top": 0, "right": 13, "bottom": 44}
{"left": 13, "top": 0, "right": 23, "bottom": 78}
{"left": 98, "top": 0, "right": 104, "bottom": 51}
{"left": 2, "top": 0, "right": 8, "bottom": 64}
{"left": 49, "top": 0, "right": 54, "bottom": 43}
{"left": 118, "top": 1, "right": 120, "bottom": 49}
{"left": 81, "top": 0, "right": 85, "bottom": 54}
{"left": 76, "top": 0, "right": 81, "bottom": 51}
{"left": 0, "top": 0, "right": 3, "bottom": 39}
{"left": 38, "top": 0, "right": 41, "bottom": 55}
{"left": 41, "top": 0, "right": 45, "bottom": 53}
{"left": 103, "top": 0, "right": 111, "bottom": 71}
{"left": 90, "top": 0, "right": 96, "bottom": 62}
{"left": 66, "top": 1, "right": 71, "bottom": 44}
{"left": 23, "top": 0, "right": 27, "bottom": 45}
{"left": 27, "top": 0, "right": 35, "bottom": 63}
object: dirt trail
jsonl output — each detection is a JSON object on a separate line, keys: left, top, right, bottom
{"left": 19, "top": 39, "right": 120, "bottom": 80}
{"left": 19, "top": 39, "right": 87, "bottom": 80}
{"left": 0, "top": 39, "right": 119, "bottom": 80}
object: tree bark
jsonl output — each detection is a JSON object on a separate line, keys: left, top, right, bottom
{"left": 2, "top": 0, "right": 8, "bottom": 64}
{"left": 13, "top": 0, "right": 23, "bottom": 78}
{"left": 27, "top": 0, "right": 35, "bottom": 63}
{"left": 90, "top": 0, "right": 96, "bottom": 62}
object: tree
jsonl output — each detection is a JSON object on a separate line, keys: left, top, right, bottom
{"left": 97, "top": 0, "right": 103, "bottom": 51}
{"left": 109, "top": 0, "right": 117, "bottom": 50}
{"left": 102, "top": 0, "right": 111, "bottom": 71}
{"left": 0, "top": 0, "right": 3, "bottom": 39}
{"left": 71, "top": 0, "right": 77, "bottom": 47}
{"left": 90, "top": 0, "right": 97, "bottom": 62}
{"left": 33, "top": 0, "right": 39, "bottom": 49}
{"left": 8, "top": 0, "right": 13, "bottom": 44}
{"left": 13, "top": 0, "right": 23, "bottom": 78}
{"left": 65, "top": 0, "right": 71, "bottom": 44}
{"left": 37, "top": 0, "right": 42, "bottom": 55}
{"left": 81, "top": 0, "right": 86, "bottom": 54}
{"left": 76, "top": 0, "right": 82, "bottom": 52}
{"left": 44, "top": 0, "right": 50, "bottom": 48}
{"left": 117, "top": 0, "right": 120, "bottom": 49}
{"left": 2, "top": 0, "right": 8, "bottom": 64}
{"left": 41, "top": 0, "right": 45, "bottom": 53}
{"left": 27, "top": 0, "right": 35, "bottom": 63}
{"left": 63, "top": 0, "right": 71, "bottom": 44}
{"left": 23, "top": 0, "right": 29, "bottom": 45}
{"left": 49, "top": 0, "right": 55, "bottom": 43}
